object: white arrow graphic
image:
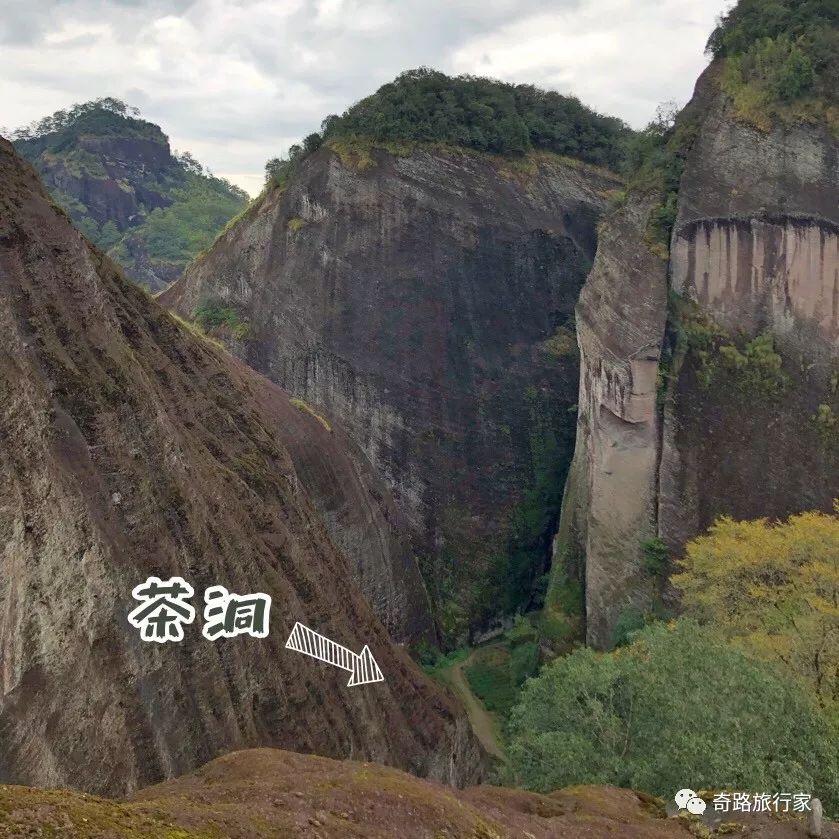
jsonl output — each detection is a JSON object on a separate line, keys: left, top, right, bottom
{"left": 285, "top": 621, "right": 385, "bottom": 687}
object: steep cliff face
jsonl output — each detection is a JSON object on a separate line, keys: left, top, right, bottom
{"left": 554, "top": 63, "right": 839, "bottom": 648}
{"left": 0, "top": 138, "right": 481, "bottom": 795}
{"left": 13, "top": 103, "right": 247, "bottom": 291}
{"left": 550, "top": 196, "right": 668, "bottom": 647}
{"left": 162, "top": 142, "right": 621, "bottom": 636}
{"left": 659, "top": 71, "right": 839, "bottom": 554}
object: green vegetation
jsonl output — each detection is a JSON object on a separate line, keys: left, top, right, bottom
{"left": 674, "top": 505, "right": 839, "bottom": 717}
{"left": 815, "top": 402, "right": 839, "bottom": 449}
{"left": 507, "top": 620, "right": 839, "bottom": 814}
{"left": 289, "top": 397, "right": 333, "bottom": 432}
{"left": 418, "top": 645, "right": 469, "bottom": 676}
{"left": 641, "top": 536, "right": 669, "bottom": 577}
{"left": 193, "top": 302, "right": 250, "bottom": 341}
{"left": 13, "top": 99, "right": 248, "bottom": 287}
{"left": 461, "top": 618, "right": 542, "bottom": 718}
{"left": 465, "top": 646, "right": 520, "bottom": 717}
{"left": 707, "top": 0, "right": 838, "bottom": 130}
{"left": 494, "top": 386, "right": 572, "bottom": 616}
{"left": 319, "top": 68, "right": 629, "bottom": 169}
{"left": 9, "top": 97, "right": 155, "bottom": 145}
{"left": 620, "top": 103, "right": 701, "bottom": 254}
{"left": 669, "top": 297, "right": 789, "bottom": 399}
{"left": 422, "top": 373, "right": 578, "bottom": 647}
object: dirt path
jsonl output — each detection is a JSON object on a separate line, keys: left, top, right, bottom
{"left": 441, "top": 650, "right": 506, "bottom": 762}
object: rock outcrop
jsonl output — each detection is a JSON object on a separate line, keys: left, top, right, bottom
{"left": 554, "top": 64, "right": 839, "bottom": 647}
{"left": 162, "top": 142, "right": 621, "bottom": 634}
{"left": 658, "top": 70, "right": 839, "bottom": 556}
{"left": 0, "top": 138, "right": 482, "bottom": 796}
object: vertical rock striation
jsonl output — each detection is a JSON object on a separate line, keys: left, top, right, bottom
{"left": 554, "top": 65, "right": 839, "bottom": 647}
{"left": 551, "top": 196, "right": 668, "bottom": 647}
{"left": 0, "top": 139, "right": 483, "bottom": 795}
{"left": 162, "top": 143, "right": 621, "bottom": 636}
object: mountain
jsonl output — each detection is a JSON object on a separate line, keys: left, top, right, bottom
{"left": 10, "top": 98, "right": 247, "bottom": 291}
{"left": 0, "top": 136, "right": 481, "bottom": 795}
{"left": 551, "top": 0, "right": 839, "bottom": 647}
{"left": 160, "top": 72, "right": 625, "bottom": 644}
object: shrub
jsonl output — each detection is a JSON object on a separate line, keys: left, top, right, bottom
{"left": 611, "top": 606, "right": 646, "bottom": 647}
{"left": 673, "top": 506, "right": 839, "bottom": 714}
{"left": 641, "top": 537, "right": 669, "bottom": 577}
{"left": 507, "top": 620, "right": 839, "bottom": 814}
{"left": 194, "top": 303, "right": 250, "bottom": 340}
{"left": 708, "top": 0, "right": 837, "bottom": 128}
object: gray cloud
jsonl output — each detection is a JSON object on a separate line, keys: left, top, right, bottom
{"left": 2, "top": 0, "right": 731, "bottom": 195}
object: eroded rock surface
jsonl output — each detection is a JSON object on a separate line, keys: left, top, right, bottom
{"left": 0, "top": 139, "right": 482, "bottom": 795}
{"left": 551, "top": 196, "right": 668, "bottom": 647}
{"left": 555, "top": 65, "right": 839, "bottom": 647}
{"left": 162, "top": 144, "right": 621, "bottom": 634}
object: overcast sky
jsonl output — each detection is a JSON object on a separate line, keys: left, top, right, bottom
{"left": 2, "top": 0, "right": 732, "bottom": 196}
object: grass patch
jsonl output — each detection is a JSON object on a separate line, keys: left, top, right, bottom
{"left": 289, "top": 397, "right": 332, "bottom": 432}
{"left": 465, "top": 646, "right": 519, "bottom": 716}
{"left": 420, "top": 646, "right": 469, "bottom": 677}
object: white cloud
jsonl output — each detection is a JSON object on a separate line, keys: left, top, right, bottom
{"left": 2, "top": 0, "right": 731, "bottom": 195}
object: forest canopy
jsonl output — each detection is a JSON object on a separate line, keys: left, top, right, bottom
{"left": 507, "top": 620, "right": 839, "bottom": 815}
{"left": 706, "top": 0, "right": 838, "bottom": 123}
{"left": 320, "top": 68, "right": 630, "bottom": 170}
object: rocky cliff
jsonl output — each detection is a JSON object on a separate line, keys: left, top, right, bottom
{"left": 162, "top": 140, "right": 621, "bottom": 638}
{"left": 553, "top": 61, "right": 839, "bottom": 647}
{"left": 0, "top": 138, "right": 482, "bottom": 795}
{"left": 549, "top": 195, "right": 669, "bottom": 646}
{"left": 12, "top": 101, "right": 247, "bottom": 291}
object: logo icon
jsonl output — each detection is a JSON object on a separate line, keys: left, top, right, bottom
{"left": 675, "top": 789, "right": 707, "bottom": 816}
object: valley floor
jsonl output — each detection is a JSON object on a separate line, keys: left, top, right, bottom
{"left": 435, "top": 647, "right": 507, "bottom": 762}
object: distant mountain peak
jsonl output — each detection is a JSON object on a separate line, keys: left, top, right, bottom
{"left": 12, "top": 99, "right": 247, "bottom": 291}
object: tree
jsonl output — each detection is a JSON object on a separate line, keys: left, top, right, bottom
{"left": 507, "top": 621, "right": 838, "bottom": 813}
{"left": 303, "top": 132, "right": 322, "bottom": 154}
{"left": 672, "top": 506, "right": 839, "bottom": 712}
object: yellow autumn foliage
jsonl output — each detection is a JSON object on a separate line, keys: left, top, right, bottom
{"left": 673, "top": 503, "right": 839, "bottom": 712}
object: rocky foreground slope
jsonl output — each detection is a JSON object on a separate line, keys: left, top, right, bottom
{"left": 553, "top": 60, "right": 839, "bottom": 646}
{"left": 162, "top": 140, "right": 621, "bottom": 636}
{"left": 0, "top": 748, "right": 691, "bottom": 838}
{"left": 0, "top": 138, "right": 481, "bottom": 795}
{"left": 3, "top": 748, "right": 833, "bottom": 838}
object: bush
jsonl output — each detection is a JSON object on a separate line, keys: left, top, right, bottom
{"left": 641, "top": 537, "right": 669, "bottom": 577}
{"left": 708, "top": 0, "right": 837, "bottom": 126}
{"left": 465, "top": 647, "right": 519, "bottom": 716}
{"left": 611, "top": 606, "right": 646, "bottom": 647}
{"left": 673, "top": 506, "right": 839, "bottom": 714}
{"left": 507, "top": 620, "right": 839, "bottom": 814}
{"left": 194, "top": 303, "right": 250, "bottom": 340}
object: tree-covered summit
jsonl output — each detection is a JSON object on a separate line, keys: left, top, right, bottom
{"left": 9, "top": 97, "right": 164, "bottom": 149}
{"left": 706, "top": 0, "right": 838, "bottom": 128}
{"left": 320, "top": 68, "right": 630, "bottom": 170}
